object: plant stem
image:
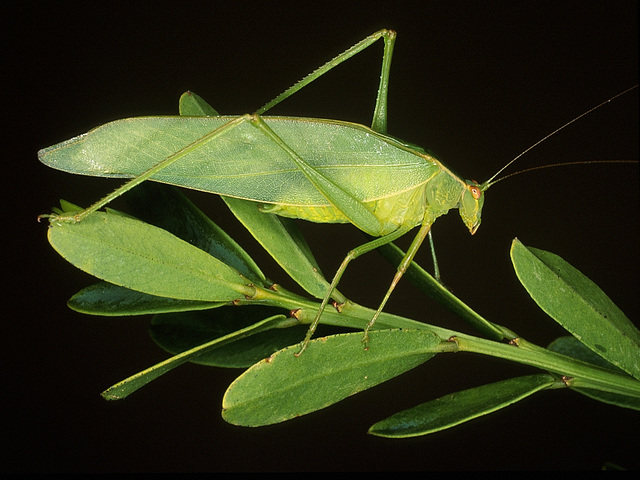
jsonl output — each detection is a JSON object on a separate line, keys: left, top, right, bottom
{"left": 444, "top": 334, "right": 640, "bottom": 398}
{"left": 248, "top": 284, "right": 640, "bottom": 398}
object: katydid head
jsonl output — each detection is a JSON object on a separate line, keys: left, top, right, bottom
{"left": 459, "top": 180, "right": 484, "bottom": 235}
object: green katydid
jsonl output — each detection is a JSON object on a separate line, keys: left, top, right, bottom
{"left": 38, "top": 29, "right": 637, "bottom": 355}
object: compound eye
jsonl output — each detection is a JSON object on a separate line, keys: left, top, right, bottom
{"left": 469, "top": 185, "right": 482, "bottom": 199}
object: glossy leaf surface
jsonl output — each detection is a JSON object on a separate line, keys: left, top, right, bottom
{"left": 369, "top": 373, "right": 558, "bottom": 438}
{"left": 47, "top": 208, "right": 254, "bottom": 301}
{"left": 150, "top": 308, "right": 308, "bottom": 368}
{"left": 548, "top": 336, "right": 640, "bottom": 410}
{"left": 222, "top": 329, "right": 440, "bottom": 426}
{"left": 69, "top": 281, "right": 223, "bottom": 316}
{"left": 511, "top": 239, "right": 640, "bottom": 381}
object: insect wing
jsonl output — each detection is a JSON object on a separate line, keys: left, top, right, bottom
{"left": 38, "top": 116, "right": 440, "bottom": 207}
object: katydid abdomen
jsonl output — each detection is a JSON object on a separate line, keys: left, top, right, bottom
{"left": 263, "top": 181, "right": 434, "bottom": 235}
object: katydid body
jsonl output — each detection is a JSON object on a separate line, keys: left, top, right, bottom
{"left": 37, "top": 29, "right": 630, "bottom": 354}
{"left": 39, "top": 115, "right": 482, "bottom": 237}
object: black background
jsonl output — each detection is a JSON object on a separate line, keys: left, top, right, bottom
{"left": 5, "top": 1, "right": 639, "bottom": 472}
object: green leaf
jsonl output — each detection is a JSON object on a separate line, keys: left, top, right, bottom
{"left": 510, "top": 239, "right": 640, "bottom": 381}
{"left": 150, "top": 307, "right": 308, "bottom": 368}
{"left": 124, "top": 182, "right": 267, "bottom": 285}
{"left": 102, "top": 314, "right": 291, "bottom": 400}
{"left": 547, "top": 336, "right": 621, "bottom": 371}
{"left": 368, "top": 374, "right": 558, "bottom": 438}
{"left": 179, "top": 91, "right": 220, "bottom": 117}
{"left": 68, "top": 281, "right": 223, "bottom": 316}
{"left": 572, "top": 387, "right": 640, "bottom": 411}
{"left": 548, "top": 336, "right": 640, "bottom": 410}
{"left": 57, "top": 199, "right": 83, "bottom": 214}
{"left": 222, "top": 329, "right": 440, "bottom": 426}
{"left": 47, "top": 209, "right": 255, "bottom": 301}
{"left": 222, "top": 196, "right": 335, "bottom": 300}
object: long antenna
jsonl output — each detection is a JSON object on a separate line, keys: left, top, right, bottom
{"left": 481, "top": 85, "right": 637, "bottom": 191}
{"left": 485, "top": 160, "right": 638, "bottom": 187}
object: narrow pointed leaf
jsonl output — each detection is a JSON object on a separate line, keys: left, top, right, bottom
{"left": 102, "top": 314, "right": 290, "bottom": 400}
{"left": 58, "top": 199, "right": 83, "bottom": 213}
{"left": 510, "top": 239, "right": 640, "bottom": 381}
{"left": 68, "top": 281, "right": 223, "bottom": 316}
{"left": 179, "top": 91, "right": 220, "bottom": 117}
{"left": 570, "top": 386, "right": 640, "bottom": 411}
{"left": 47, "top": 210, "right": 254, "bottom": 301}
{"left": 150, "top": 308, "right": 308, "bottom": 368}
{"left": 369, "top": 374, "right": 558, "bottom": 438}
{"left": 124, "top": 182, "right": 267, "bottom": 285}
{"left": 548, "top": 336, "right": 622, "bottom": 371}
{"left": 222, "top": 329, "right": 440, "bottom": 427}
{"left": 222, "top": 196, "right": 334, "bottom": 299}
{"left": 548, "top": 336, "right": 640, "bottom": 410}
